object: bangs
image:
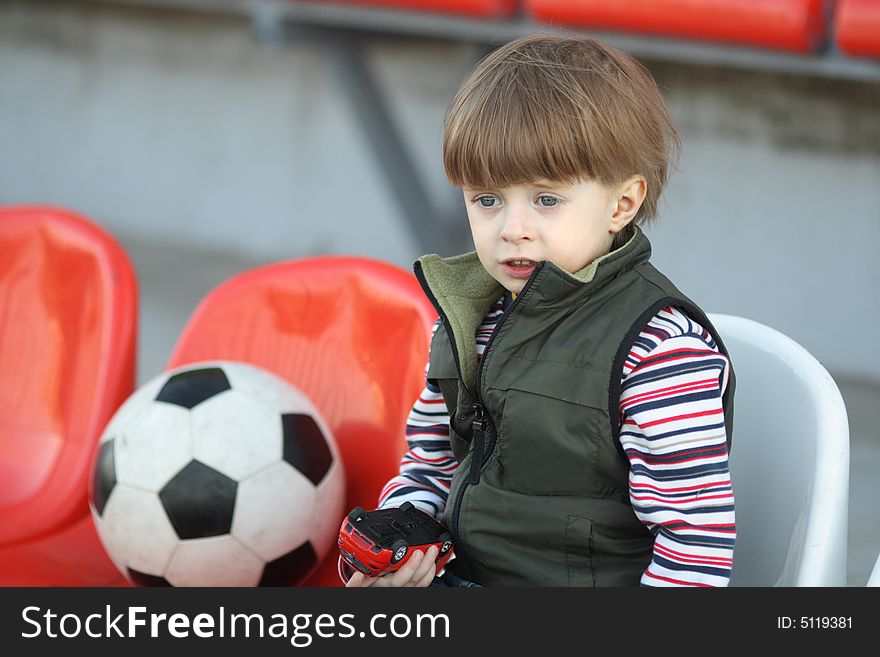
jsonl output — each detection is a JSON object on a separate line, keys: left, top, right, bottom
{"left": 443, "top": 72, "right": 603, "bottom": 189}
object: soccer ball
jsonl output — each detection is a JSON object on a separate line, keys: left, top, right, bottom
{"left": 89, "top": 361, "right": 345, "bottom": 587}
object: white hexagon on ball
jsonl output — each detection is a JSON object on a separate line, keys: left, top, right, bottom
{"left": 112, "top": 403, "right": 193, "bottom": 493}
{"left": 233, "top": 461, "right": 318, "bottom": 562}
{"left": 165, "top": 535, "right": 266, "bottom": 587}
{"left": 94, "top": 484, "right": 179, "bottom": 577}
{"left": 191, "top": 390, "right": 282, "bottom": 481}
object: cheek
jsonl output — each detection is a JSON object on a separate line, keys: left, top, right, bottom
{"left": 472, "top": 236, "right": 496, "bottom": 267}
{"left": 554, "top": 233, "right": 605, "bottom": 271}
{"left": 468, "top": 218, "right": 493, "bottom": 248}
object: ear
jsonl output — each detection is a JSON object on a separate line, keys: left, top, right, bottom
{"left": 609, "top": 176, "right": 647, "bottom": 234}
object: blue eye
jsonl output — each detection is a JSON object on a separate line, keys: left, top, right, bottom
{"left": 477, "top": 196, "right": 499, "bottom": 208}
{"left": 538, "top": 195, "right": 559, "bottom": 207}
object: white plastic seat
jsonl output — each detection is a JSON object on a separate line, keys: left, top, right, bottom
{"left": 708, "top": 314, "right": 849, "bottom": 586}
{"left": 867, "top": 553, "right": 880, "bottom": 587}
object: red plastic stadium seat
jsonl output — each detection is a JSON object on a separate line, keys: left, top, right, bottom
{"left": 0, "top": 515, "right": 128, "bottom": 586}
{"left": 166, "top": 257, "right": 437, "bottom": 586}
{"left": 527, "top": 0, "right": 827, "bottom": 54}
{"left": 0, "top": 206, "right": 137, "bottom": 550}
{"left": 835, "top": 0, "right": 880, "bottom": 58}
{"left": 304, "top": 0, "right": 518, "bottom": 18}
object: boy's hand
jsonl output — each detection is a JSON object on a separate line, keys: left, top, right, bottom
{"left": 345, "top": 545, "right": 439, "bottom": 588}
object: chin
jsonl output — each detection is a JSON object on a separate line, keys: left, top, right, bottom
{"left": 490, "top": 269, "right": 523, "bottom": 295}
{"left": 504, "top": 282, "right": 525, "bottom": 295}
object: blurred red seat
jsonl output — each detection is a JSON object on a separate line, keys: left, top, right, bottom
{"left": 0, "top": 514, "right": 129, "bottom": 586}
{"left": 303, "top": 0, "right": 518, "bottom": 18}
{"left": 0, "top": 206, "right": 137, "bottom": 547}
{"left": 0, "top": 205, "right": 135, "bottom": 585}
{"left": 166, "top": 256, "right": 437, "bottom": 586}
{"left": 835, "top": 0, "right": 880, "bottom": 58}
{"left": 526, "top": 0, "right": 827, "bottom": 54}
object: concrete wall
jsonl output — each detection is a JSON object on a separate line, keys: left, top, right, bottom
{"left": 2, "top": 1, "right": 879, "bottom": 383}
{"left": 0, "top": 1, "right": 424, "bottom": 265}
{"left": 646, "top": 61, "right": 880, "bottom": 384}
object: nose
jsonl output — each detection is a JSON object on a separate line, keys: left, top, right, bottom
{"left": 499, "top": 203, "right": 532, "bottom": 243}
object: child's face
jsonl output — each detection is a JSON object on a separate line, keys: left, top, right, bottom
{"left": 463, "top": 178, "right": 623, "bottom": 295}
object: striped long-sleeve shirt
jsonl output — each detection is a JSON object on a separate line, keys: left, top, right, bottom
{"left": 377, "top": 300, "right": 735, "bottom": 587}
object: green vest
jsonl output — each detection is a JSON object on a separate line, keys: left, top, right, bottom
{"left": 413, "top": 227, "right": 735, "bottom": 586}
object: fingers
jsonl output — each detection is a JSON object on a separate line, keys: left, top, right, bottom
{"left": 413, "top": 546, "right": 440, "bottom": 587}
{"left": 344, "top": 545, "right": 440, "bottom": 588}
{"left": 384, "top": 545, "right": 438, "bottom": 587}
{"left": 379, "top": 549, "right": 425, "bottom": 587}
{"left": 345, "top": 571, "right": 368, "bottom": 587}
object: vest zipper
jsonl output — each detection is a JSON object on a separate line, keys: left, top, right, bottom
{"left": 413, "top": 260, "right": 543, "bottom": 578}
{"left": 467, "top": 404, "right": 485, "bottom": 485}
{"left": 471, "top": 266, "right": 542, "bottom": 484}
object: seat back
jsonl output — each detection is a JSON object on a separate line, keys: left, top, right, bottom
{"left": 708, "top": 314, "right": 849, "bottom": 586}
{"left": 868, "top": 552, "right": 880, "bottom": 587}
{"left": 166, "top": 256, "right": 437, "bottom": 585}
{"left": 0, "top": 205, "right": 137, "bottom": 546}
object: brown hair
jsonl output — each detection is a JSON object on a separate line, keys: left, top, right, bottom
{"left": 443, "top": 33, "right": 681, "bottom": 244}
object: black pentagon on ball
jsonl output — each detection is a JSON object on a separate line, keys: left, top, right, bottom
{"left": 281, "top": 414, "right": 333, "bottom": 485}
{"left": 155, "top": 367, "right": 231, "bottom": 409}
{"left": 127, "top": 568, "right": 172, "bottom": 587}
{"left": 259, "top": 542, "right": 318, "bottom": 586}
{"left": 159, "top": 460, "right": 237, "bottom": 539}
{"left": 91, "top": 438, "right": 117, "bottom": 517}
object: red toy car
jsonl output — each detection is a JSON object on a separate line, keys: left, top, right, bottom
{"left": 338, "top": 502, "right": 453, "bottom": 581}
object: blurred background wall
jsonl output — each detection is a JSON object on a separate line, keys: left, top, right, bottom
{"left": 1, "top": 0, "right": 879, "bottom": 387}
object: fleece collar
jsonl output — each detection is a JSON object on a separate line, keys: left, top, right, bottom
{"left": 414, "top": 226, "right": 651, "bottom": 392}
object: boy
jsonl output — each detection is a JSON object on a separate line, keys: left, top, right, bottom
{"left": 346, "top": 33, "right": 735, "bottom": 587}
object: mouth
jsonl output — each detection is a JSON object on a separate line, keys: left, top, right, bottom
{"left": 500, "top": 258, "right": 538, "bottom": 280}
